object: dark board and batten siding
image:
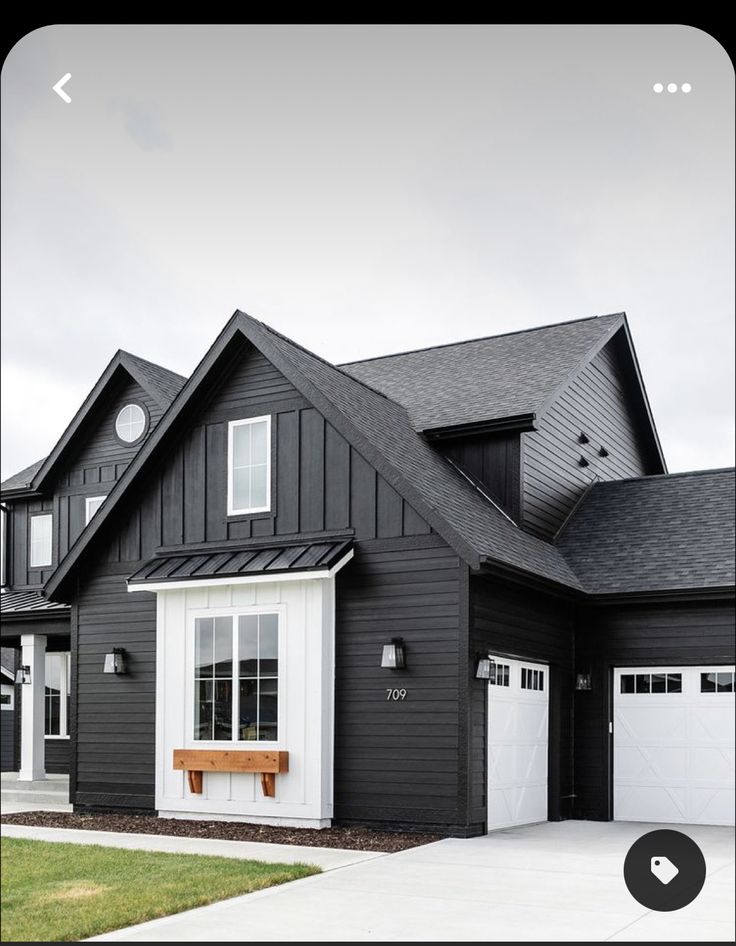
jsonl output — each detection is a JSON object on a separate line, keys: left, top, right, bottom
{"left": 7, "top": 375, "right": 165, "bottom": 589}
{"left": 71, "top": 340, "right": 437, "bottom": 813}
{"left": 334, "top": 535, "right": 467, "bottom": 833}
{"left": 469, "top": 577, "right": 575, "bottom": 832}
{"left": 440, "top": 433, "right": 521, "bottom": 522}
{"left": 522, "top": 339, "right": 648, "bottom": 539}
{"left": 573, "top": 599, "right": 736, "bottom": 821}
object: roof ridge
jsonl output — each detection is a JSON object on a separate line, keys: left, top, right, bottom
{"left": 339, "top": 312, "right": 624, "bottom": 367}
{"left": 119, "top": 350, "right": 187, "bottom": 382}
{"left": 589, "top": 468, "right": 735, "bottom": 486}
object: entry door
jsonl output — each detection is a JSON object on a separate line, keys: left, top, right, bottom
{"left": 614, "top": 665, "right": 735, "bottom": 826}
{"left": 487, "top": 656, "right": 549, "bottom": 831}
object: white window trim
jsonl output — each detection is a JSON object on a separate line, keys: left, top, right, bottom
{"left": 187, "top": 604, "right": 285, "bottom": 751}
{"left": 85, "top": 495, "right": 107, "bottom": 525}
{"left": 29, "top": 513, "right": 53, "bottom": 569}
{"left": 1, "top": 683, "right": 14, "bottom": 711}
{"left": 45, "top": 652, "right": 71, "bottom": 738}
{"left": 115, "top": 403, "right": 147, "bottom": 444}
{"left": 227, "top": 415, "right": 272, "bottom": 516}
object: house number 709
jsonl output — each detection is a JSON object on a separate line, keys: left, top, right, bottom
{"left": 386, "top": 688, "right": 407, "bottom": 701}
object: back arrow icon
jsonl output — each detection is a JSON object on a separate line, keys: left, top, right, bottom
{"left": 52, "top": 73, "right": 72, "bottom": 103}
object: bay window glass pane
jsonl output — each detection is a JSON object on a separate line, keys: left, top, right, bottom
{"left": 194, "top": 617, "right": 232, "bottom": 741}
{"left": 195, "top": 679, "right": 213, "bottom": 739}
{"left": 259, "top": 677, "right": 278, "bottom": 741}
{"left": 195, "top": 618, "right": 213, "bottom": 675}
{"left": 238, "top": 679, "right": 258, "bottom": 740}
{"left": 238, "top": 616, "right": 258, "bottom": 675}
{"left": 259, "top": 614, "right": 278, "bottom": 675}
{"left": 213, "top": 680, "right": 232, "bottom": 739}
{"left": 213, "top": 617, "right": 232, "bottom": 678}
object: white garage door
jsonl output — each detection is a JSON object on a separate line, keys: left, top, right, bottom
{"left": 487, "top": 656, "right": 548, "bottom": 831}
{"left": 614, "top": 665, "right": 735, "bottom": 826}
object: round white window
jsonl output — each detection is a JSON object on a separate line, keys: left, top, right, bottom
{"left": 115, "top": 404, "right": 146, "bottom": 443}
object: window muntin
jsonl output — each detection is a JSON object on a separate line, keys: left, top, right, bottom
{"left": 85, "top": 495, "right": 107, "bottom": 524}
{"left": 227, "top": 416, "right": 271, "bottom": 515}
{"left": 194, "top": 613, "right": 279, "bottom": 743}
{"left": 45, "top": 653, "right": 70, "bottom": 737}
{"left": 488, "top": 663, "right": 510, "bottom": 687}
{"left": 521, "top": 667, "right": 545, "bottom": 691}
{"left": 701, "top": 671, "right": 735, "bottom": 693}
{"left": 620, "top": 672, "right": 682, "bottom": 694}
{"left": 30, "top": 514, "right": 53, "bottom": 568}
{"left": 115, "top": 403, "right": 147, "bottom": 443}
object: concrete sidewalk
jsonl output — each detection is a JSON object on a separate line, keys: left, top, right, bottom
{"left": 0, "top": 823, "right": 382, "bottom": 872}
{"left": 78, "top": 820, "right": 733, "bottom": 942}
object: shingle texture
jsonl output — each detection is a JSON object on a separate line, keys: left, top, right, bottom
{"left": 122, "top": 351, "right": 187, "bottom": 403}
{"left": 341, "top": 314, "right": 623, "bottom": 431}
{"left": 0, "top": 590, "right": 71, "bottom": 613}
{"left": 246, "top": 315, "right": 583, "bottom": 588}
{"left": 1, "top": 458, "right": 46, "bottom": 492}
{"left": 129, "top": 539, "right": 352, "bottom": 586}
{"left": 557, "top": 469, "right": 736, "bottom": 594}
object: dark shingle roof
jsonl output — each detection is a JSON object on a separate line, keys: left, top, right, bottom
{"left": 121, "top": 351, "right": 187, "bottom": 403}
{"left": 1, "top": 458, "right": 46, "bottom": 492}
{"left": 341, "top": 314, "right": 623, "bottom": 431}
{"left": 250, "top": 316, "right": 583, "bottom": 588}
{"left": 556, "top": 469, "right": 736, "bottom": 594}
{"left": 0, "top": 590, "right": 71, "bottom": 614}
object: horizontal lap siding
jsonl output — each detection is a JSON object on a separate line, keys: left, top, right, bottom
{"left": 522, "top": 340, "right": 648, "bottom": 539}
{"left": 74, "top": 569, "right": 157, "bottom": 809}
{"left": 334, "top": 536, "right": 465, "bottom": 831}
{"left": 573, "top": 599, "right": 736, "bottom": 820}
{"left": 441, "top": 433, "right": 521, "bottom": 521}
{"left": 470, "top": 578, "right": 575, "bottom": 830}
{"left": 45, "top": 738, "right": 70, "bottom": 774}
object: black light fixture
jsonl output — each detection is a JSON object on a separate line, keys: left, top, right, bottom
{"left": 578, "top": 455, "right": 590, "bottom": 467}
{"left": 475, "top": 655, "right": 495, "bottom": 680}
{"left": 15, "top": 665, "right": 31, "bottom": 685}
{"left": 576, "top": 670, "right": 592, "bottom": 691}
{"left": 578, "top": 431, "right": 590, "bottom": 444}
{"left": 103, "top": 648, "right": 127, "bottom": 675}
{"left": 599, "top": 446, "right": 609, "bottom": 457}
{"left": 381, "top": 638, "right": 406, "bottom": 669}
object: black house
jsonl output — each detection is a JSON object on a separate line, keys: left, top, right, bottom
{"left": 1, "top": 310, "right": 733, "bottom": 834}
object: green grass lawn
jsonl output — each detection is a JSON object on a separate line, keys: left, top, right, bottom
{"left": 1, "top": 837, "right": 319, "bottom": 942}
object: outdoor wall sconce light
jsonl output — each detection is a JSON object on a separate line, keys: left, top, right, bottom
{"left": 599, "top": 446, "right": 609, "bottom": 457}
{"left": 381, "top": 638, "right": 406, "bottom": 669}
{"left": 578, "top": 431, "right": 590, "bottom": 444}
{"left": 15, "top": 665, "right": 31, "bottom": 685}
{"left": 475, "top": 655, "right": 495, "bottom": 680}
{"left": 578, "top": 455, "right": 590, "bottom": 467}
{"left": 576, "top": 671, "right": 592, "bottom": 691}
{"left": 103, "top": 648, "right": 127, "bottom": 675}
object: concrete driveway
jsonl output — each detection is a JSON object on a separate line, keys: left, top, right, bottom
{"left": 92, "top": 821, "right": 735, "bottom": 942}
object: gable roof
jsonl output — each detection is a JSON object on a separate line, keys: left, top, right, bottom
{"left": 341, "top": 313, "right": 625, "bottom": 433}
{"left": 1, "top": 351, "right": 186, "bottom": 496}
{"left": 46, "top": 311, "right": 585, "bottom": 600}
{"left": 556, "top": 469, "right": 735, "bottom": 595}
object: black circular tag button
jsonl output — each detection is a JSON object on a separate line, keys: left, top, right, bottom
{"left": 623, "top": 829, "right": 706, "bottom": 911}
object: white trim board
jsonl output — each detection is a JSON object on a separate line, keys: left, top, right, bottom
{"left": 127, "top": 549, "right": 354, "bottom": 594}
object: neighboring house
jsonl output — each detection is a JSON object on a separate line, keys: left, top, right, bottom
{"left": 0, "top": 310, "right": 733, "bottom": 834}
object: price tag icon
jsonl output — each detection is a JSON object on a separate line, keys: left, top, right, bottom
{"left": 650, "top": 856, "right": 679, "bottom": 885}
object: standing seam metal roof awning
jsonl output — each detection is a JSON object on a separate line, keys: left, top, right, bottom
{"left": 127, "top": 539, "right": 353, "bottom": 589}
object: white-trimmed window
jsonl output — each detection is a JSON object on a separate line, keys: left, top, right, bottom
{"left": 115, "top": 403, "right": 147, "bottom": 444}
{"left": 29, "top": 513, "right": 53, "bottom": 568}
{"left": 85, "top": 495, "right": 107, "bottom": 524}
{"left": 45, "top": 653, "right": 70, "bottom": 737}
{"left": 227, "top": 416, "right": 271, "bottom": 515}
{"left": 1, "top": 684, "right": 14, "bottom": 710}
{"left": 194, "top": 612, "right": 279, "bottom": 742}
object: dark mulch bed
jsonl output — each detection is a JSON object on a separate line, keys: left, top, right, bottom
{"left": 0, "top": 811, "right": 441, "bottom": 853}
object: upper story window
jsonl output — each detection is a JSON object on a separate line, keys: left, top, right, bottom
{"left": 115, "top": 403, "right": 147, "bottom": 444}
{"left": 29, "top": 513, "right": 53, "bottom": 568}
{"left": 85, "top": 495, "right": 107, "bottom": 524}
{"left": 227, "top": 416, "right": 271, "bottom": 516}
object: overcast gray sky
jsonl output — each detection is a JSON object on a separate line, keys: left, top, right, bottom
{"left": 1, "top": 24, "right": 733, "bottom": 479}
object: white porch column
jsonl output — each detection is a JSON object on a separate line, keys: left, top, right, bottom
{"left": 18, "top": 633, "right": 46, "bottom": 781}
